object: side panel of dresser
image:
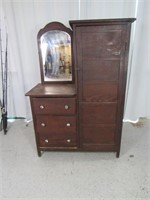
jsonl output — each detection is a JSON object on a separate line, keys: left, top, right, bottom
{"left": 30, "top": 97, "right": 77, "bottom": 156}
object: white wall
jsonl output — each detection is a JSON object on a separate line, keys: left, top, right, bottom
{"left": 2, "top": 0, "right": 148, "bottom": 121}
{"left": 124, "top": 0, "right": 150, "bottom": 120}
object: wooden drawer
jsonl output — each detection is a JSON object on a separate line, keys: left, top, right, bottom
{"left": 38, "top": 131, "right": 77, "bottom": 147}
{"left": 32, "top": 97, "right": 76, "bottom": 115}
{"left": 36, "top": 116, "right": 76, "bottom": 134}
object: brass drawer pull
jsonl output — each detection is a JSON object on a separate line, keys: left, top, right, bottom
{"left": 45, "top": 139, "right": 48, "bottom": 143}
{"left": 41, "top": 123, "right": 46, "bottom": 127}
{"left": 40, "top": 105, "right": 45, "bottom": 109}
{"left": 66, "top": 123, "right": 71, "bottom": 127}
{"left": 67, "top": 139, "right": 71, "bottom": 143}
{"left": 64, "top": 105, "right": 69, "bottom": 110}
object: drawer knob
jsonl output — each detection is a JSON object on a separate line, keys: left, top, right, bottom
{"left": 67, "top": 139, "right": 71, "bottom": 143}
{"left": 64, "top": 105, "right": 69, "bottom": 110}
{"left": 40, "top": 105, "right": 45, "bottom": 109}
{"left": 66, "top": 123, "right": 71, "bottom": 127}
{"left": 45, "top": 139, "right": 48, "bottom": 143}
{"left": 41, "top": 123, "right": 46, "bottom": 127}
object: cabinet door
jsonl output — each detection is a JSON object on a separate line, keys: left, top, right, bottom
{"left": 75, "top": 24, "right": 129, "bottom": 150}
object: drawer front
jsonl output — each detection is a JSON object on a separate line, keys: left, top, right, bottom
{"left": 38, "top": 131, "right": 77, "bottom": 147}
{"left": 36, "top": 116, "right": 76, "bottom": 134}
{"left": 32, "top": 97, "right": 76, "bottom": 115}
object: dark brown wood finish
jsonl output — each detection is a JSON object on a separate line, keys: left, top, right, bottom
{"left": 26, "top": 19, "right": 135, "bottom": 157}
{"left": 26, "top": 83, "right": 77, "bottom": 156}
{"left": 26, "top": 83, "right": 76, "bottom": 97}
{"left": 70, "top": 18, "right": 135, "bottom": 157}
{"left": 32, "top": 97, "right": 76, "bottom": 115}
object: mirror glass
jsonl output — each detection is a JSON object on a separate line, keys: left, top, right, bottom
{"left": 40, "top": 30, "right": 72, "bottom": 81}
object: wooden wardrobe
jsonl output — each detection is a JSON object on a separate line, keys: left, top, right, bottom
{"left": 26, "top": 18, "right": 136, "bottom": 157}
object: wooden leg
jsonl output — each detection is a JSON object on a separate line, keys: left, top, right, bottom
{"left": 37, "top": 150, "right": 42, "bottom": 157}
{"left": 116, "top": 151, "right": 120, "bottom": 158}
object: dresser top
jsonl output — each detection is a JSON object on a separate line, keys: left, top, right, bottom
{"left": 25, "top": 83, "right": 76, "bottom": 97}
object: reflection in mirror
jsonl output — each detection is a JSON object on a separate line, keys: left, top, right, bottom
{"left": 40, "top": 30, "right": 72, "bottom": 81}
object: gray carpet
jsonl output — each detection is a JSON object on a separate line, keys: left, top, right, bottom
{"left": 0, "top": 119, "right": 150, "bottom": 200}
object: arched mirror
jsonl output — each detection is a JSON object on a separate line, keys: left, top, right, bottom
{"left": 37, "top": 22, "right": 73, "bottom": 83}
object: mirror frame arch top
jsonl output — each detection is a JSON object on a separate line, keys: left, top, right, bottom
{"left": 37, "top": 22, "right": 74, "bottom": 83}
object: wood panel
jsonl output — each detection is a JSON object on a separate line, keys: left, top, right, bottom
{"left": 82, "top": 59, "right": 120, "bottom": 81}
{"left": 81, "top": 103, "right": 117, "bottom": 124}
{"left": 82, "top": 81, "right": 118, "bottom": 102}
{"left": 82, "top": 125, "right": 116, "bottom": 145}
{"left": 75, "top": 24, "right": 126, "bottom": 155}
{"left": 81, "top": 29, "right": 123, "bottom": 58}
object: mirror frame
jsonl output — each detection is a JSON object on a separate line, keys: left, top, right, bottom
{"left": 37, "top": 22, "right": 74, "bottom": 83}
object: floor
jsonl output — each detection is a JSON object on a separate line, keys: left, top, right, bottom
{"left": 0, "top": 119, "right": 150, "bottom": 200}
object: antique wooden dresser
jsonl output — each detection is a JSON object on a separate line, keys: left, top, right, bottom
{"left": 26, "top": 18, "right": 136, "bottom": 157}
